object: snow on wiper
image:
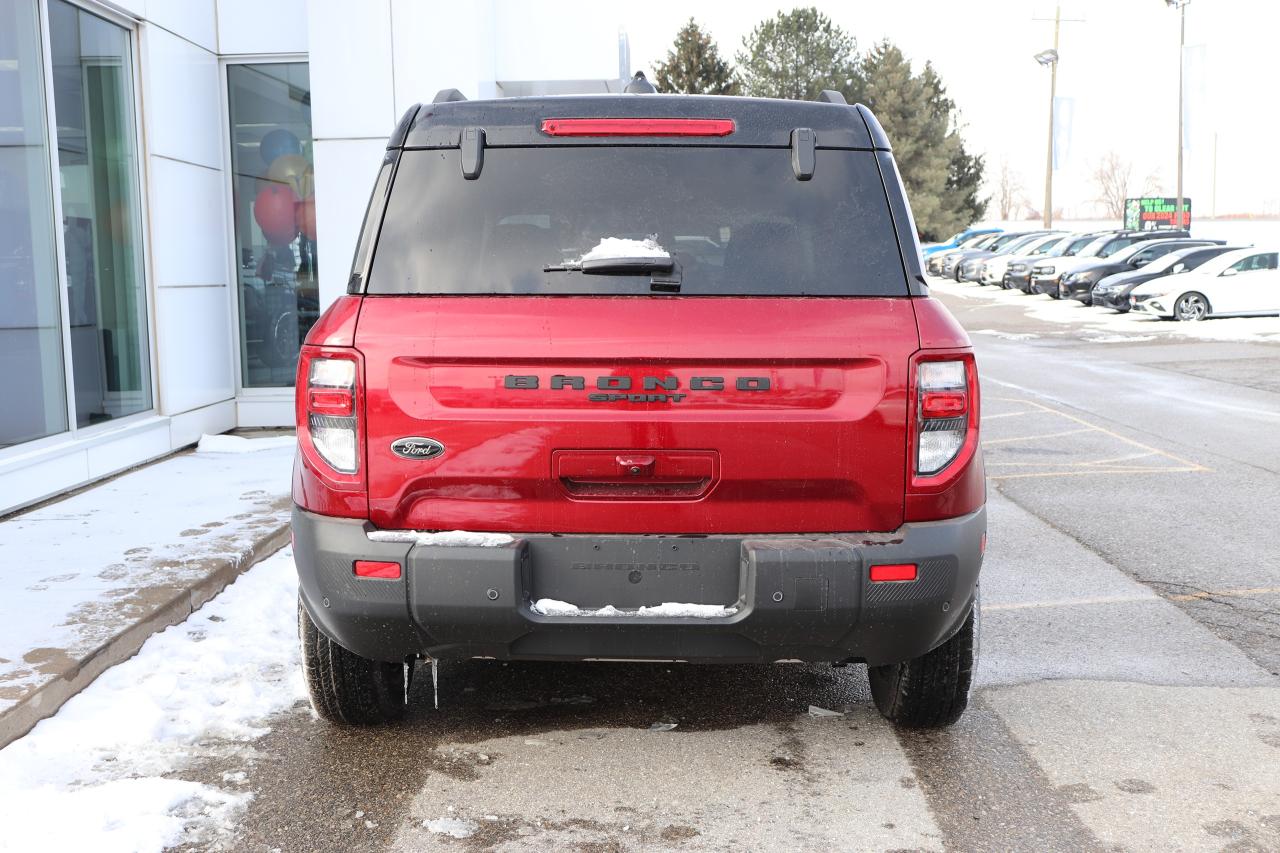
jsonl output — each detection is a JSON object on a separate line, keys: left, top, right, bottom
{"left": 544, "top": 236, "right": 674, "bottom": 273}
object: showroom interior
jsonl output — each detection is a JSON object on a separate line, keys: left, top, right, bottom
{"left": 0, "top": 0, "right": 629, "bottom": 514}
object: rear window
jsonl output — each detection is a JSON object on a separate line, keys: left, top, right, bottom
{"left": 365, "top": 147, "right": 908, "bottom": 296}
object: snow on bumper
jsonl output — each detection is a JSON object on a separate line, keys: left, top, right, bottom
{"left": 292, "top": 505, "right": 985, "bottom": 666}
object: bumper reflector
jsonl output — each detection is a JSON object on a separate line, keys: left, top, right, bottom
{"left": 354, "top": 560, "right": 401, "bottom": 579}
{"left": 870, "top": 563, "right": 917, "bottom": 583}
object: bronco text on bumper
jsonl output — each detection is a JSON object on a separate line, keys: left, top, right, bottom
{"left": 293, "top": 81, "right": 986, "bottom": 729}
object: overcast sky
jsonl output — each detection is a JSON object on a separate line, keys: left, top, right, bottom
{"left": 607, "top": 0, "right": 1278, "bottom": 219}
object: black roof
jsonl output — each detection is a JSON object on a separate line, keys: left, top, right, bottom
{"left": 390, "top": 94, "right": 889, "bottom": 151}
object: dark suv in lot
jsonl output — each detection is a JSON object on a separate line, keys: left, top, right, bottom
{"left": 292, "top": 85, "right": 986, "bottom": 729}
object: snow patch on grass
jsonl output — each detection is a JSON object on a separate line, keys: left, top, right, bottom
{"left": 0, "top": 549, "right": 305, "bottom": 852}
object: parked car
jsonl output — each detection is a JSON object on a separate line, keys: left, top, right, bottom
{"left": 1093, "top": 245, "right": 1241, "bottom": 312}
{"left": 958, "top": 232, "right": 1055, "bottom": 283}
{"left": 946, "top": 231, "right": 1045, "bottom": 280}
{"left": 1005, "top": 232, "right": 1113, "bottom": 292}
{"left": 921, "top": 226, "right": 1002, "bottom": 257}
{"left": 1030, "top": 230, "right": 1191, "bottom": 297}
{"left": 1131, "top": 248, "right": 1280, "bottom": 320}
{"left": 293, "top": 87, "right": 986, "bottom": 728}
{"left": 926, "top": 231, "right": 1000, "bottom": 276}
{"left": 1058, "top": 238, "right": 1223, "bottom": 304}
{"left": 977, "top": 232, "right": 1064, "bottom": 286}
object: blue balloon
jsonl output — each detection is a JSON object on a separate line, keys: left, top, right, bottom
{"left": 259, "top": 129, "right": 302, "bottom": 168}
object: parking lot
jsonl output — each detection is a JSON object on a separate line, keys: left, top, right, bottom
{"left": 4, "top": 275, "right": 1277, "bottom": 852}
{"left": 140, "top": 282, "right": 1273, "bottom": 851}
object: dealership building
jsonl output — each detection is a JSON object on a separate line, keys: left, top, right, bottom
{"left": 1, "top": 0, "right": 629, "bottom": 513}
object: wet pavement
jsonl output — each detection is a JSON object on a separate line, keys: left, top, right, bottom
{"left": 185, "top": 284, "right": 1280, "bottom": 852}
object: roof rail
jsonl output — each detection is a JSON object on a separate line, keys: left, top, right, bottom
{"left": 815, "top": 90, "right": 847, "bottom": 105}
{"left": 432, "top": 88, "right": 467, "bottom": 104}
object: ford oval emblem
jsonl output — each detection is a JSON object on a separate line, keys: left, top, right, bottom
{"left": 390, "top": 437, "right": 446, "bottom": 461}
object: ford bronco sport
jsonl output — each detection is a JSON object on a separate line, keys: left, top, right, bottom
{"left": 293, "top": 84, "right": 986, "bottom": 729}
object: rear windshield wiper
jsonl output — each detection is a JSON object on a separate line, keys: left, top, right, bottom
{"left": 544, "top": 256, "right": 676, "bottom": 275}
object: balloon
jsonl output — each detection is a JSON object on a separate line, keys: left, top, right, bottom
{"left": 254, "top": 184, "right": 300, "bottom": 246}
{"left": 259, "top": 129, "right": 301, "bottom": 167}
{"left": 267, "top": 154, "right": 313, "bottom": 197}
{"left": 295, "top": 196, "right": 317, "bottom": 242}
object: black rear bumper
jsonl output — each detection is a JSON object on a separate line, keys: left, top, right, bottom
{"left": 293, "top": 505, "right": 984, "bottom": 666}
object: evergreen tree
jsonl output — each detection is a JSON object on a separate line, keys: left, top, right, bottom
{"left": 736, "top": 7, "right": 862, "bottom": 102}
{"left": 861, "top": 43, "right": 986, "bottom": 239}
{"left": 652, "top": 19, "right": 739, "bottom": 95}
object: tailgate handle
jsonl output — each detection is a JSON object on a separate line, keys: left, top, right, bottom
{"left": 616, "top": 455, "right": 655, "bottom": 476}
{"left": 553, "top": 450, "right": 719, "bottom": 500}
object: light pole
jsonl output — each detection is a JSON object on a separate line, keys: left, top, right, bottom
{"left": 1034, "top": 40, "right": 1059, "bottom": 229}
{"left": 1167, "top": 0, "right": 1189, "bottom": 228}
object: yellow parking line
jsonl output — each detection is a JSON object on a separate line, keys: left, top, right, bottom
{"left": 989, "top": 467, "right": 1202, "bottom": 481}
{"left": 982, "top": 410, "right": 1040, "bottom": 420}
{"left": 1013, "top": 399, "right": 1210, "bottom": 471}
{"left": 984, "top": 428, "right": 1094, "bottom": 445}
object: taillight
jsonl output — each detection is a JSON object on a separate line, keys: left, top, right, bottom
{"left": 306, "top": 355, "right": 359, "bottom": 474}
{"left": 540, "top": 118, "right": 736, "bottom": 137}
{"left": 915, "top": 360, "right": 969, "bottom": 476}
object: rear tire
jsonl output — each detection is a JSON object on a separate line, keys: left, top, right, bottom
{"left": 868, "top": 598, "right": 977, "bottom": 728}
{"left": 299, "top": 598, "right": 408, "bottom": 725}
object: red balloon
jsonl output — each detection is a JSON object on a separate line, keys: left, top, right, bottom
{"left": 254, "top": 184, "right": 299, "bottom": 246}
{"left": 295, "top": 196, "right": 317, "bottom": 242}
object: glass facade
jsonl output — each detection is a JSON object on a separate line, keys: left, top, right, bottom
{"left": 49, "top": 0, "right": 150, "bottom": 427}
{"left": 0, "top": 0, "right": 67, "bottom": 449}
{"left": 227, "top": 62, "right": 318, "bottom": 388}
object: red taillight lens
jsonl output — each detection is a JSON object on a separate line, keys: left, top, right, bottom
{"left": 870, "top": 563, "right": 917, "bottom": 582}
{"left": 308, "top": 389, "right": 354, "bottom": 416}
{"left": 540, "top": 118, "right": 736, "bottom": 137}
{"left": 921, "top": 390, "right": 968, "bottom": 419}
{"left": 354, "top": 560, "right": 401, "bottom": 579}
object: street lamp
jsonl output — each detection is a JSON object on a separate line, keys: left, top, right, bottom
{"left": 1166, "top": 0, "right": 1189, "bottom": 229}
{"left": 1034, "top": 44, "right": 1059, "bottom": 229}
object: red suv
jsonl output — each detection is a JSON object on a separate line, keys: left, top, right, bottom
{"left": 293, "top": 85, "right": 985, "bottom": 729}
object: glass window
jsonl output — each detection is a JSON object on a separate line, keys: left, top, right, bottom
{"left": 49, "top": 0, "right": 150, "bottom": 427}
{"left": 227, "top": 63, "right": 317, "bottom": 388}
{"left": 0, "top": 0, "right": 68, "bottom": 449}
{"left": 369, "top": 147, "right": 908, "bottom": 297}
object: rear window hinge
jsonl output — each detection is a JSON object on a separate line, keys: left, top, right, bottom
{"left": 791, "top": 127, "right": 816, "bottom": 181}
{"left": 461, "top": 126, "right": 485, "bottom": 179}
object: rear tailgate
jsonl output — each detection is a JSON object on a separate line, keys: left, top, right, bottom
{"left": 358, "top": 295, "right": 916, "bottom": 534}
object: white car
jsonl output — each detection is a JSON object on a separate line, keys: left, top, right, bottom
{"left": 1130, "top": 248, "right": 1280, "bottom": 321}
{"left": 978, "top": 232, "right": 1064, "bottom": 285}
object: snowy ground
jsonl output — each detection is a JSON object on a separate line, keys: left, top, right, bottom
{"left": 0, "top": 548, "right": 304, "bottom": 853}
{"left": 0, "top": 436, "right": 295, "bottom": 718}
{"left": 927, "top": 275, "right": 1280, "bottom": 344}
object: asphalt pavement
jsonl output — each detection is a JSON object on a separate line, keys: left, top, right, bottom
{"left": 185, "top": 282, "right": 1280, "bottom": 852}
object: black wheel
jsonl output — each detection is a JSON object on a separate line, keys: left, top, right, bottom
{"left": 1174, "top": 292, "right": 1210, "bottom": 322}
{"left": 299, "top": 598, "right": 408, "bottom": 725}
{"left": 868, "top": 597, "right": 977, "bottom": 728}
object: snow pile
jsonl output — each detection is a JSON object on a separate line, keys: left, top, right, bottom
{"left": 367, "top": 530, "right": 515, "bottom": 547}
{"left": 531, "top": 598, "right": 737, "bottom": 619}
{"left": 578, "top": 235, "right": 668, "bottom": 263}
{"left": 196, "top": 433, "right": 296, "bottom": 453}
{"left": 0, "top": 549, "right": 306, "bottom": 852}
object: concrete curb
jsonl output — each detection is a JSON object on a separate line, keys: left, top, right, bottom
{"left": 0, "top": 522, "right": 291, "bottom": 751}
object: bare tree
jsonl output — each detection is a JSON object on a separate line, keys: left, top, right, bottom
{"left": 994, "top": 160, "right": 1024, "bottom": 220}
{"left": 1092, "top": 151, "right": 1135, "bottom": 218}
